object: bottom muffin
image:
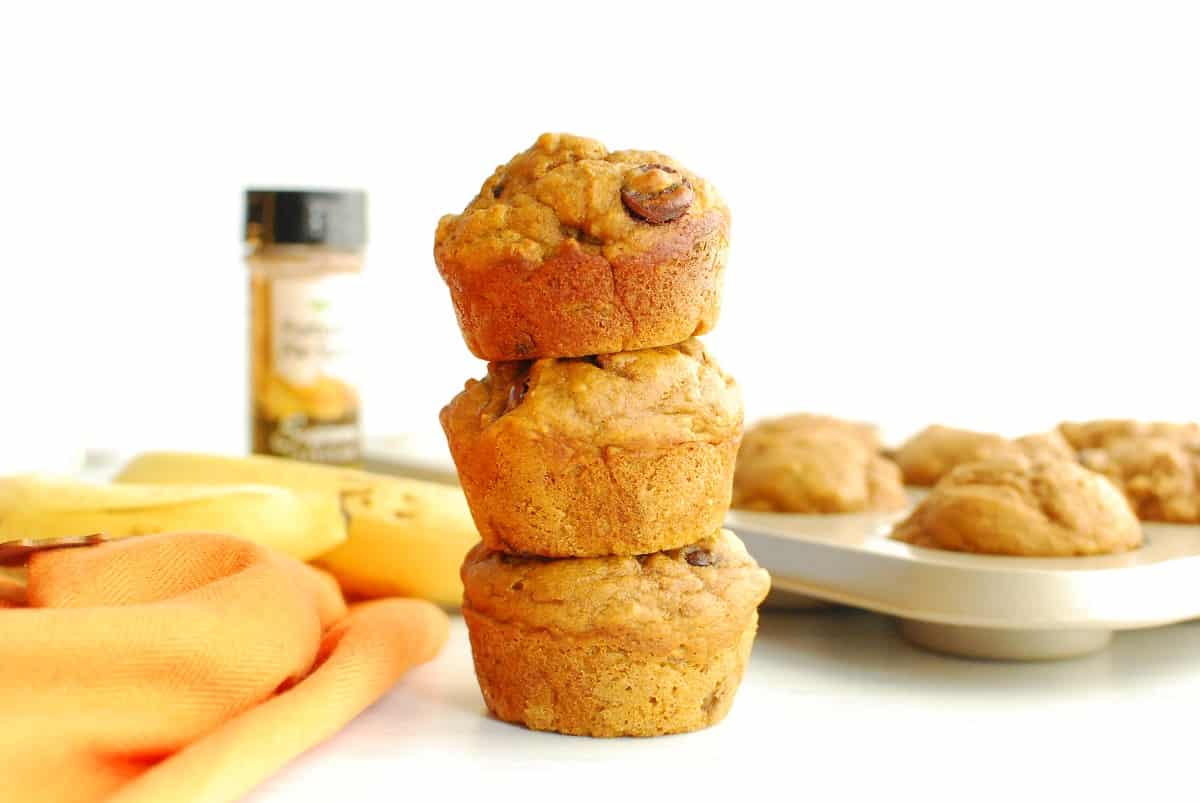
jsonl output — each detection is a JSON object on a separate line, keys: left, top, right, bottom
{"left": 460, "top": 530, "right": 770, "bottom": 737}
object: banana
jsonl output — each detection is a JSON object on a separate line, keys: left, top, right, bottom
{"left": 0, "top": 474, "right": 346, "bottom": 561}
{"left": 117, "top": 452, "right": 478, "bottom": 607}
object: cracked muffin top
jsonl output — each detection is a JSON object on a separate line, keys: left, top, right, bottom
{"left": 892, "top": 456, "right": 1141, "bottom": 556}
{"left": 433, "top": 133, "right": 731, "bottom": 360}
{"left": 733, "top": 416, "right": 906, "bottom": 513}
{"left": 440, "top": 338, "right": 742, "bottom": 449}
{"left": 1080, "top": 437, "right": 1200, "bottom": 523}
{"left": 435, "top": 132, "right": 728, "bottom": 268}
{"left": 461, "top": 529, "right": 769, "bottom": 655}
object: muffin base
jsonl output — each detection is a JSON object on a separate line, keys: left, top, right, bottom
{"left": 463, "top": 606, "right": 757, "bottom": 737}
{"left": 442, "top": 216, "right": 728, "bottom": 361}
{"left": 447, "top": 435, "right": 740, "bottom": 557}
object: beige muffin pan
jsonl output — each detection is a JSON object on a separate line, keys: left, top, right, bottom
{"left": 727, "top": 508, "right": 1200, "bottom": 661}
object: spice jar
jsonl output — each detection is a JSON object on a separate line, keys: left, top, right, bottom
{"left": 244, "top": 189, "right": 366, "bottom": 466}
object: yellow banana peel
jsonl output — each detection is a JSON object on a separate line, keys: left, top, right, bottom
{"left": 117, "top": 452, "right": 477, "bottom": 607}
{"left": 0, "top": 474, "right": 346, "bottom": 561}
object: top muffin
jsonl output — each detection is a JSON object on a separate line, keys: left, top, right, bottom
{"left": 435, "top": 133, "right": 731, "bottom": 360}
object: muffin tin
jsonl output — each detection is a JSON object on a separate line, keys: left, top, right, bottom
{"left": 728, "top": 505, "right": 1200, "bottom": 661}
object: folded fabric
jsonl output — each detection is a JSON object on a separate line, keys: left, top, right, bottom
{"left": 0, "top": 570, "right": 24, "bottom": 607}
{"left": 0, "top": 532, "right": 450, "bottom": 803}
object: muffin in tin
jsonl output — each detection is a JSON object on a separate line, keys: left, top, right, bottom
{"left": 733, "top": 414, "right": 907, "bottom": 513}
{"left": 434, "top": 133, "right": 731, "bottom": 360}
{"left": 1079, "top": 437, "right": 1200, "bottom": 523}
{"left": 1058, "top": 419, "right": 1200, "bottom": 451}
{"left": 441, "top": 338, "right": 742, "bottom": 557}
{"left": 892, "top": 456, "right": 1141, "bottom": 557}
{"left": 739, "top": 413, "right": 884, "bottom": 453}
{"left": 895, "top": 425, "right": 1073, "bottom": 487}
{"left": 1013, "top": 430, "right": 1075, "bottom": 462}
{"left": 461, "top": 529, "right": 770, "bottom": 737}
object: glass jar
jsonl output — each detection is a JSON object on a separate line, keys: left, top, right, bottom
{"left": 244, "top": 189, "right": 366, "bottom": 466}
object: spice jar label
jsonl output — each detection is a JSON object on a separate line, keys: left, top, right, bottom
{"left": 269, "top": 274, "right": 359, "bottom": 387}
{"left": 258, "top": 413, "right": 361, "bottom": 466}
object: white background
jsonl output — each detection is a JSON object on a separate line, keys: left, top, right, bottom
{"left": 2, "top": 0, "right": 1198, "bottom": 466}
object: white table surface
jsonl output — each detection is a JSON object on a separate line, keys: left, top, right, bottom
{"left": 85, "top": 448, "right": 1200, "bottom": 801}
{"left": 245, "top": 608, "right": 1200, "bottom": 802}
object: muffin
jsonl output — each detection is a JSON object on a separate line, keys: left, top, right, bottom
{"left": 892, "top": 456, "right": 1141, "bottom": 556}
{"left": 894, "top": 425, "right": 1020, "bottom": 486}
{"left": 1079, "top": 437, "right": 1200, "bottom": 523}
{"left": 434, "top": 133, "right": 731, "bottom": 360}
{"left": 1014, "top": 430, "right": 1076, "bottom": 462}
{"left": 894, "top": 425, "right": 1072, "bottom": 486}
{"left": 739, "top": 413, "right": 884, "bottom": 453}
{"left": 733, "top": 416, "right": 907, "bottom": 513}
{"left": 460, "top": 529, "right": 770, "bottom": 737}
{"left": 441, "top": 338, "right": 743, "bottom": 557}
{"left": 1058, "top": 419, "right": 1200, "bottom": 451}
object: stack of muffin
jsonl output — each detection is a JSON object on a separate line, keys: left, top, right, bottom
{"left": 434, "top": 133, "right": 769, "bottom": 737}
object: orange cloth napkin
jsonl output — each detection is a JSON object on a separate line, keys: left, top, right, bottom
{"left": 1, "top": 532, "right": 450, "bottom": 803}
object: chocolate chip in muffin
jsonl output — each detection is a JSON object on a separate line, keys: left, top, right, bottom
{"left": 434, "top": 134, "right": 730, "bottom": 360}
{"left": 621, "top": 164, "right": 695, "bottom": 224}
{"left": 503, "top": 377, "right": 531, "bottom": 415}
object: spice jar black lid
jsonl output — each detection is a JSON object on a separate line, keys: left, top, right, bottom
{"left": 245, "top": 188, "right": 367, "bottom": 249}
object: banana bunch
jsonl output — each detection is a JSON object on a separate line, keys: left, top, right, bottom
{"left": 117, "top": 452, "right": 478, "bottom": 607}
{"left": 0, "top": 474, "right": 346, "bottom": 560}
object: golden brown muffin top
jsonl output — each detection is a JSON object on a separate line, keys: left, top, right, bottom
{"left": 1058, "top": 419, "right": 1200, "bottom": 451}
{"left": 1014, "top": 430, "right": 1076, "bottom": 462}
{"left": 442, "top": 338, "right": 742, "bottom": 449}
{"left": 739, "top": 413, "right": 883, "bottom": 453}
{"left": 461, "top": 529, "right": 769, "bottom": 655}
{"left": 894, "top": 425, "right": 1020, "bottom": 486}
{"left": 434, "top": 133, "right": 728, "bottom": 269}
{"left": 1080, "top": 437, "right": 1200, "bottom": 523}
{"left": 892, "top": 456, "right": 1141, "bottom": 556}
{"left": 733, "top": 416, "right": 906, "bottom": 513}
{"left": 894, "top": 425, "right": 1073, "bottom": 486}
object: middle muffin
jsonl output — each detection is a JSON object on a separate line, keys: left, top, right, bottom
{"left": 441, "top": 338, "right": 743, "bottom": 557}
